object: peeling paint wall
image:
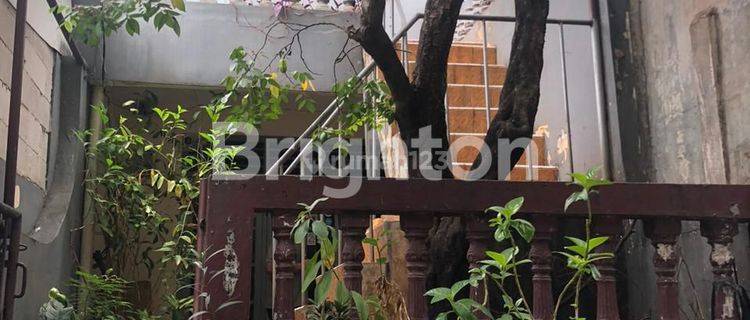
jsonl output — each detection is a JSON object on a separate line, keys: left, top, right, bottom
{"left": 611, "top": 0, "right": 750, "bottom": 318}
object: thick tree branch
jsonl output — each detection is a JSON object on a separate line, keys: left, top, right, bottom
{"left": 411, "top": 0, "right": 464, "bottom": 135}
{"left": 348, "top": 0, "right": 413, "bottom": 125}
{"left": 472, "top": 0, "right": 550, "bottom": 179}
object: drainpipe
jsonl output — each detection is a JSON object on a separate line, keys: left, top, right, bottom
{"left": 2, "top": 0, "right": 29, "bottom": 316}
{"left": 79, "top": 86, "right": 104, "bottom": 277}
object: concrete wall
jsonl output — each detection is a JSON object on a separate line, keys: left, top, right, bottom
{"left": 0, "top": 0, "right": 54, "bottom": 192}
{"left": 1, "top": 0, "right": 88, "bottom": 317}
{"left": 610, "top": 0, "right": 750, "bottom": 318}
{"left": 88, "top": 3, "right": 363, "bottom": 91}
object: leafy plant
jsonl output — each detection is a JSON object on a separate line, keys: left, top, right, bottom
{"left": 426, "top": 197, "right": 533, "bottom": 320}
{"left": 312, "top": 76, "right": 394, "bottom": 142}
{"left": 54, "top": 0, "right": 184, "bottom": 46}
{"left": 72, "top": 101, "right": 244, "bottom": 318}
{"left": 553, "top": 167, "right": 614, "bottom": 319}
{"left": 70, "top": 270, "right": 136, "bottom": 320}
{"left": 291, "top": 198, "right": 385, "bottom": 320}
{"left": 215, "top": 47, "right": 317, "bottom": 126}
{"left": 426, "top": 167, "right": 613, "bottom": 320}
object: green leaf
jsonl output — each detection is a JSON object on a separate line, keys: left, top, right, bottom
{"left": 302, "top": 257, "right": 321, "bottom": 293}
{"left": 504, "top": 197, "right": 524, "bottom": 215}
{"left": 125, "top": 19, "right": 140, "bottom": 36}
{"left": 494, "top": 228, "right": 509, "bottom": 243}
{"left": 565, "top": 245, "right": 587, "bottom": 257}
{"left": 590, "top": 265, "right": 602, "bottom": 280}
{"left": 587, "top": 236, "right": 609, "bottom": 251}
{"left": 564, "top": 190, "right": 587, "bottom": 212}
{"left": 311, "top": 220, "right": 329, "bottom": 240}
{"left": 450, "top": 280, "right": 471, "bottom": 297}
{"left": 565, "top": 236, "right": 588, "bottom": 248}
{"left": 362, "top": 237, "right": 379, "bottom": 247}
{"left": 425, "top": 287, "right": 451, "bottom": 304}
{"left": 511, "top": 219, "right": 535, "bottom": 243}
{"left": 334, "top": 282, "right": 350, "bottom": 304}
{"left": 351, "top": 291, "right": 369, "bottom": 320}
{"left": 269, "top": 85, "right": 280, "bottom": 98}
{"left": 452, "top": 299, "right": 477, "bottom": 320}
{"left": 486, "top": 250, "right": 509, "bottom": 268}
{"left": 314, "top": 271, "right": 332, "bottom": 304}
{"left": 292, "top": 220, "right": 309, "bottom": 244}
{"left": 171, "top": 0, "right": 185, "bottom": 11}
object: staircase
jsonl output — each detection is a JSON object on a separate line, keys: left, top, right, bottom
{"left": 400, "top": 42, "right": 559, "bottom": 181}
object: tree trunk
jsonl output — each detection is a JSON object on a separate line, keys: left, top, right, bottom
{"left": 471, "top": 0, "right": 550, "bottom": 179}
{"left": 350, "top": 0, "right": 463, "bottom": 178}
{"left": 350, "top": 0, "right": 549, "bottom": 315}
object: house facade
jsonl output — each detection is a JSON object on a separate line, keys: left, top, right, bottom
{"left": 0, "top": 0, "right": 748, "bottom": 318}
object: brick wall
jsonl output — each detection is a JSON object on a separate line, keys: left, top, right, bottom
{"left": 0, "top": 0, "right": 54, "bottom": 193}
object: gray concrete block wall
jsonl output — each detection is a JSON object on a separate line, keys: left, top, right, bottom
{"left": 1, "top": 0, "right": 53, "bottom": 191}
{"left": 0, "top": 1, "right": 86, "bottom": 319}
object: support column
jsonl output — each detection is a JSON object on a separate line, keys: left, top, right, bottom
{"left": 701, "top": 220, "right": 740, "bottom": 320}
{"left": 593, "top": 215, "right": 621, "bottom": 320}
{"left": 466, "top": 213, "right": 492, "bottom": 318}
{"left": 339, "top": 212, "right": 369, "bottom": 293}
{"left": 644, "top": 218, "right": 681, "bottom": 320}
{"left": 194, "top": 179, "right": 254, "bottom": 319}
{"left": 401, "top": 213, "right": 432, "bottom": 320}
{"left": 529, "top": 215, "right": 556, "bottom": 320}
{"left": 273, "top": 210, "right": 297, "bottom": 320}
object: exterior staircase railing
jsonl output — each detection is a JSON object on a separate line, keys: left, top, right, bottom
{"left": 265, "top": 13, "right": 608, "bottom": 181}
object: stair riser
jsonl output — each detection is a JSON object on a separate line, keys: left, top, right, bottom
{"left": 406, "top": 62, "right": 506, "bottom": 85}
{"left": 448, "top": 108, "right": 496, "bottom": 133}
{"left": 447, "top": 85, "right": 502, "bottom": 107}
{"left": 399, "top": 43, "right": 498, "bottom": 64}
{"left": 449, "top": 135, "right": 548, "bottom": 165}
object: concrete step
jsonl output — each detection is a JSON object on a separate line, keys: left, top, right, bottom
{"left": 449, "top": 134, "right": 548, "bottom": 166}
{"left": 399, "top": 42, "right": 498, "bottom": 64}
{"left": 405, "top": 62, "right": 506, "bottom": 85}
{"left": 452, "top": 163, "right": 558, "bottom": 181}
{"left": 447, "top": 84, "right": 502, "bottom": 107}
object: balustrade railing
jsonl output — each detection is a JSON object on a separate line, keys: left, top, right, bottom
{"left": 195, "top": 176, "right": 750, "bottom": 319}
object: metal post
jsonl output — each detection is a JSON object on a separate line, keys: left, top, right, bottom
{"left": 481, "top": 21, "right": 491, "bottom": 129}
{"left": 590, "top": 24, "right": 611, "bottom": 179}
{"left": 3, "top": 0, "right": 29, "bottom": 316}
{"left": 390, "top": 0, "right": 395, "bottom": 37}
{"left": 558, "top": 23, "right": 575, "bottom": 178}
{"left": 401, "top": 35, "right": 408, "bottom": 71}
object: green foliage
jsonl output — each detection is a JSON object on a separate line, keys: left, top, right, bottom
{"left": 427, "top": 168, "right": 614, "bottom": 320}
{"left": 564, "top": 166, "right": 613, "bottom": 212}
{"left": 70, "top": 270, "right": 136, "bottom": 320}
{"left": 54, "top": 0, "right": 184, "bottom": 46}
{"left": 291, "top": 199, "right": 385, "bottom": 320}
{"left": 553, "top": 167, "right": 614, "bottom": 319}
{"left": 213, "top": 47, "right": 317, "bottom": 126}
{"left": 72, "top": 101, "right": 242, "bottom": 318}
{"left": 313, "top": 77, "right": 394, "bottom": 141}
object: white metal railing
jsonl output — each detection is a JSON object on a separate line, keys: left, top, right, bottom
{"left": 266, "top": 13, "right": 609, "bottom": 180}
